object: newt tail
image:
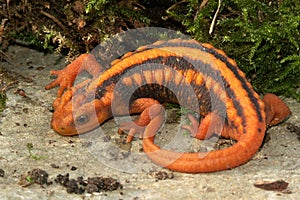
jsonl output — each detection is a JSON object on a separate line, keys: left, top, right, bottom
{"left": 46, "top": 39, "right": 291, "bottom": 173}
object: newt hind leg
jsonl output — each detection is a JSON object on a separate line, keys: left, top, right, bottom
{"left": 181, "top": 112, "right": 226, "bottom": 140}
{"left": 262, "top": 93, "right": 291, "bottom": 126}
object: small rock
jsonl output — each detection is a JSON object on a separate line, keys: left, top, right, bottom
{"left": 0, "top": 169, "right": 4, "bottom": 177}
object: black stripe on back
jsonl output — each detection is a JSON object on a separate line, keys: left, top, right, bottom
{"left": 205, "top": 48, "right": 263, "bottom": 123}
{"left": 145, "top": 40, "right": 263, "bottom": 123}
{"left": 95, "top": 54, "right": 245, "bottom": 126}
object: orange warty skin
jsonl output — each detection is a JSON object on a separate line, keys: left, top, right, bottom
{"left": 46, "top": 39, "right": 291, "bottom": 173}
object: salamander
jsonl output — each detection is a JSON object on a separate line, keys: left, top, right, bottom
{"left": 45, "top": 39, "right": 291, "bottom": 173}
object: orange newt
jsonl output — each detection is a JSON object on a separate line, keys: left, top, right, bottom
{"left": 45, "top": 39, "right": 291, "bottom": 173}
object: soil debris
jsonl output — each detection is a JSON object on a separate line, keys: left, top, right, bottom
{"left": 0, "top": 168, "right": 4, "bottom": 177}
{"left": 148, "top": 170, "right": 174, "bottom": 181}
{"left": 19, "top": 168, "right": 52, "bottom": 187}
{"left": 17, "top": 168, "right": 122, "bottom": 195}
{"left": 55, "top": 173, "right": 122, "bottom": 194}
{"left": 254, "top": 179, "right": 291, "bottom": 193}
{"left": 50, "top": 163, "right": 59, "bottom": 169}
{"left": 287, "top": 123, "right": 300, "bottom": 140}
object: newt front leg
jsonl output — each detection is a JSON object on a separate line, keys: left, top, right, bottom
{"left": 117, "top": 98, "right": 163, "bottom": 143}
{"left": 45, "top": 53, "right": 103, "bottom": 97}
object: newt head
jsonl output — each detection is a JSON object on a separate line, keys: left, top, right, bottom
{"left": 51, "top": 80, "right": 113, "bottom": 136}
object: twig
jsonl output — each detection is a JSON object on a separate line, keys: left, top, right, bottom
{"left": 166, "top": 0, "right": 188, "bottom": 14}
{"left": 209, "top": 0, "right": 222, "bottom": 35}
{"left": 40, "top": 10, "right": 66, "bottom": 32}
{"left": 194, "top": 0, "right": 209, "bottom": 21}
{"left": 200, "top": 0, "right": 209, "bottom": 10}
{"left": 0, "top": 51, "right": 13, "bottom": 65}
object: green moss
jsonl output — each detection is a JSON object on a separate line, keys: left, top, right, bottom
{"left": 27, "top": 143, "right": 44, "bottom": 160}
{"left": 166, "top": 0, "right": 300, "bottom": 100}
{"left": 11, "top": 32, "right": 53, "bottom": 52}
{"left": 85, "top": 0, "right": 150, "bottom": 30}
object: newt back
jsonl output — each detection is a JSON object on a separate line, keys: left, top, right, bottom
{"left": 88, "top": 39, "right": 266, "bottom": 172}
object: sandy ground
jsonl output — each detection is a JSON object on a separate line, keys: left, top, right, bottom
{"left": 0, "top": 45, "right": 299, "bottom": 200}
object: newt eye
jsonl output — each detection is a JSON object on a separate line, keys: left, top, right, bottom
{"left": 76, "top": 114, "right": 89, "bottom": 125}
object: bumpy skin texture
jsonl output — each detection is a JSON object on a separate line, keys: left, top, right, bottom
{"left": 46, "top": 39, "right": 291, "bottom": 173}
{"left": 262, "top": 93, "right": 292, "bottom": 126}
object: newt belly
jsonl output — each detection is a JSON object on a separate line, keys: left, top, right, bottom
{"left": 46, "top": 39, "right": 291, "bottom": 173}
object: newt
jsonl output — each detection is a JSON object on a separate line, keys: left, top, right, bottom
{"left": 45, "top": 39, "right": 291, "bottom": 173}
